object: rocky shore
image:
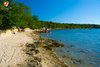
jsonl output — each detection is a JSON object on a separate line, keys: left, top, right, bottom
{"left": 24, "top": 33, "right": 69, "bottom": 67}
{"left": 0, "top": 29, "right": 69, "bottom": 67}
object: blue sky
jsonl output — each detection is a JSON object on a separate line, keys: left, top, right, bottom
{"left": 20, "top": 0, "right": 100, "bottom": 24}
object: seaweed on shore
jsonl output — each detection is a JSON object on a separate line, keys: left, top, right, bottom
{"left": 42, "top": 46, "right": 52, "bottom": 51}
{"left": 22, "top": 43, "right": 42, "bottom": 67}
{"left": 36, "top": 36, "right": 69, "bottom": 67}
{"left": 37, "top": 38, "right": 64, "bottom": 51}
{"left": 25, "top": 56, "right": 42, "bottom": 67}
{"left": 40, "top": 38, "right": 64, "bottom": 47}
{"left": 23, "top": 34, "right": 69, "bottom": 67}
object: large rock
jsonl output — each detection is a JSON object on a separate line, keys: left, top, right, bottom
{"left": 13, "top": 29, "right": 18, "bottom": 33}
{"left": 5, "top": 30, "right": 12, "bottom": 36}
{"left": 0, "top": 33, "right": 6, "bottom": 37}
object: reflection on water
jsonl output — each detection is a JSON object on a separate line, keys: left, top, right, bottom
{"left": 41, "top": 29, "right": 100, "bottom": 67}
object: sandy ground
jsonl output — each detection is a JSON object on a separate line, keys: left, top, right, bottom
{"left": 35, "top": 47, "right": 68, "bottom": 67}
{"left": 0, "top": 31, "right": 68, "bottom": 67}
{"left": 0, "top": 32, "right": 33, "bottom": 67}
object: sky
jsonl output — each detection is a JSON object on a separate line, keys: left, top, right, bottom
{"left": 20, "top": 0, "right": 100, "bottom": 24}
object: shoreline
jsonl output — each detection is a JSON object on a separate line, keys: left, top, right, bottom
{"left": 37, "top": 35, "right": 84, "bottom": 67}
{"left": 0, "top": 29, "right": 99, "bottom": 67}
{"left": 0, "top": 29, "right": 93, "bottom": 67}
{"left": 0, "top": 29, "right": 69, "bottom": 67}
{"left": 38, "top": 34, "right": 89, "bottom": 67}
{"left": 38, "top": 32, "right": 87, "bottom": 67}
{"left": 39, "top": 31, "right": 100, "bottom": 67}
{"left": 31, "top": 33, "right": 69, "bottom": 67}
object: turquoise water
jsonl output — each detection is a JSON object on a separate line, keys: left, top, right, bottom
{"left": 40, "top": 29, "right": 100, "bottom": 67}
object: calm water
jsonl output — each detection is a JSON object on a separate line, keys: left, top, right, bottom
{"left": 40, "top": 29, "right": 100, "bottom": 67}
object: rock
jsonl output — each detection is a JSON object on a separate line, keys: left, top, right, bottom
{"left": 13, "top": 29, "right": 18, "bottom": 33}
{"left": 25, "top": 43, "right": 36, "bottom": 48}
{"left": 42, "top": 46, "right": 52, "bottom": 51}
{"left": 51, "top": 42, "right": 64, "bottom": 47}
{"left": 5, "top": 30, "right": 12, "bottom": 36}
{"left": 0, "top": 33, "right": 6, "bottom": 37}
{"left": 0, "top": 30, "right": 13, "bottom": 37}
{"left": 45, "top": 39, "right": 64, "bottom": 47}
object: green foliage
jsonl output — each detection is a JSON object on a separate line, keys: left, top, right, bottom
{"left": 36, "top": 21, "right": 100, "bottom": 29}
{"left": 0, "top": 0, "right": 100, "bottom": 30}
{"left": 0, "top": 0, "right": 32, "bottom": 29}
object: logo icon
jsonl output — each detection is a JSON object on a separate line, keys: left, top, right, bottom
{"left": 4, "top": 2, "right": 9, "bottom": 7}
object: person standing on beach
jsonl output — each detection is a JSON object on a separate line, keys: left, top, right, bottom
{"left": 45, "top": 27, "right": 48, "bottom": 33}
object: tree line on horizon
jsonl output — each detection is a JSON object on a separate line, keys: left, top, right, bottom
{"left": 38, "top": 21, "right": 100, "bottom": 29}
{"left": 0, "top": 0, "right": 100, "bottom": 30}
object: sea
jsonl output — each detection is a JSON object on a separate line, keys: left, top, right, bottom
{"left": 40, "top": 29, "right": 100, "bottom": 67}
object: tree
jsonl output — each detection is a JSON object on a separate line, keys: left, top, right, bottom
{"left": 0, "top": 0, "right": 33, "bottom": 29}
